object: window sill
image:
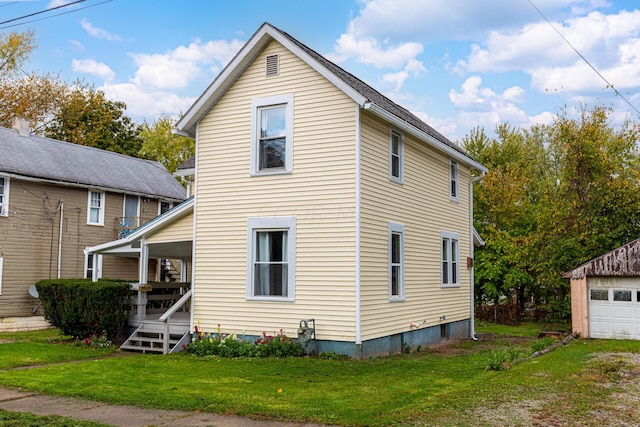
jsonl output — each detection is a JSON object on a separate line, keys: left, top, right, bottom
{"left": 389, "top": 296, "right": 406, "bottom": 302}
{"left": 250, "top": 169, "right": 292, "bottom": 177}
{"left": 87, "top": 223, "right": 104, "bottom": 227}
{"left": 449, "top": 197, "right": 459, "bottom": 203}
{"left": 247, "top": 296, "right": 295, "bottom": 303}
{"left": 441, "top": 284, "right": 460, "bottom": 289}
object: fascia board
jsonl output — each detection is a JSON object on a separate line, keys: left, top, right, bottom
{"left": 87, "top": 198, "right": 194, "bottom": 254}
{"left": 364, "top": 102, "right": 488, "bottom": 173}
{"left": 176, "top": 24, "right": 367, "bottom": 135}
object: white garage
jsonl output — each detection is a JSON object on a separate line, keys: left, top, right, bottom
{"left": 567, "top": 238, "right": 640, "bottom": 340}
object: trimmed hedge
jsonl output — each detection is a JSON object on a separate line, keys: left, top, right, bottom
{"left": 36, "top": 278, "right": 133, "bottom": 340}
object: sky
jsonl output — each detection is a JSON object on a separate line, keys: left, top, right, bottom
{"left": 2, "top": 0, "right": 640, "bottom": 142}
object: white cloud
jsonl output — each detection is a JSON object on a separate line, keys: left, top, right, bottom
{"left": 460, "top": 10, "right": 640, "bottom": 94}
{"left": 328, "top": 32, "right": 424, "bottom": 70}
{"left": 346, "top": 0, "right": 601, "bottom": 41}
{"left": 100, "top": 82, "right": 196, "bottom": 119}
{"left": 129, "top": 38, "right": 244, "bottom": 91}
{"left": 444, "top": 76, "right": 553, "bottom": 140}
{"left": 80, "top": 19, "right": 123, "bottom": 42}
{"left": 72, "top": 58, "right": 115, "bottom": 81}
{"left": 68, "top": 40, "right": 84, "bottom": 52}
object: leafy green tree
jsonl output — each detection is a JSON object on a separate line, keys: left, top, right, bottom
{"left": 43, "top": 87, "right": 142, "bottom": 156}
{"left": 464, "top": 105, "right": 640, "bottom": 320}
{"left": 139, "top": 116, "right": 194, "bottom": 173}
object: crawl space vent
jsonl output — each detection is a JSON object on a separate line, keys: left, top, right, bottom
{"left": 266, "top": 54, "right": 279, "bottom": 77}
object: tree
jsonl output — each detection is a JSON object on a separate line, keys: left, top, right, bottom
{"left": 464, "top": 105, "right": 640, "bottom": 320}
{"left": 0, "top": 30, "right": 36, "bottom": 76}
{"left": 139, "top": 116, "right": 194, "bottom": 173}
{"left": 43, "top": 87, "right": 142, "bottom": 157}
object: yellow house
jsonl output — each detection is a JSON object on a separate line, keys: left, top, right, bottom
{"left": 92, "top": 23, "right": 487, "bottom": 357}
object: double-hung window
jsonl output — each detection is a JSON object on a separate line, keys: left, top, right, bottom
{"left": 450, "top": 160, "right": 459, "bottom": 201}
{"left": 247, "top": 217, "right": 296, "bottom": 301}
{"left": 389, "top": 222, "right": 405, "bottom": 301}
{"left": 87, "top": 191, "right": 105, "bottom": 225}
{"left": 389, "top": 129, "right": 404, "bottom": 184}
{"left": 251, "top": 94, "right": 294, "bottom": 175}
{"left": 441, "top": 231, "right": 460, "bottom": 287}
{"left": 0, "top": 175, "right": 8, "bottom": 217}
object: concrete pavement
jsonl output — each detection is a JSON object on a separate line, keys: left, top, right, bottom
{"left": 0, "top": 386, "right": 328, "bottom": 427}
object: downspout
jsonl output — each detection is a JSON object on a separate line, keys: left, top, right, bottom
{"left": 189, "top": 123, "right": 199, "bottom": 332}
{"left": 57, "top": 200, "right": 64, "bottom": 279}
{"left": 355, "top": 104, "right": 362, "bottom": 347}
{"left": 469, "top": 171, "right": 485, "bottom": 340}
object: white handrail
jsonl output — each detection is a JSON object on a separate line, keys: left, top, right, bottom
{"left": 159, "top": 289, "right": 192, "bottom": 322}
{"left": 159, "top": 288, "right": 192, "bottom": 354}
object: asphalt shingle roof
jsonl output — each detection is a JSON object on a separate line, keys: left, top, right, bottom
{"left": 275, "top": 25, "right": 470, "bottom": 157}
{"left": 0, "top": 127, "right": 186, "bottom": 201}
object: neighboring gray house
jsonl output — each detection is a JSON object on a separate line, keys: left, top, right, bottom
{"left": 0, "top": 119, "right": 186, "bottom": 327}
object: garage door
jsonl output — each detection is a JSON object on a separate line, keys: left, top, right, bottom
{"left": 589, "top": 287, "right": 640, "bottom": 339}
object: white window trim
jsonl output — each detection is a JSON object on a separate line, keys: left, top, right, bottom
{"left": 158, "top": 201, "right": 173, "bottom": 215}
{"left": 122, "top": 194, "right": 141, "bottom": 227}
{"left": 388, "top": 222, "right": 405, "bottom": 302}
{"left": 0, "top": 175, "right": 9, "bottom": 217}
{"left": 0, "top": 257, "right": 3, "bottom": 295}
{"left": 250, "top": 94, "right": 294, "bottom": 176}
{"left": 87, "top": 190, "right": 105, "bottom": 226}
{"left": 389, "top": 128, "right": 404, "bottom": 184}
{"left": 449, "top": 160, "right": 459, "bottom": 202}
{"left": 441, "top": 231, "right": 460, "bottom": 288}
{"left": 246, "top": 216, "right": 296, "bottom": 302}
{"left": 84, "top": 250, "right": 103, "bottom": 282}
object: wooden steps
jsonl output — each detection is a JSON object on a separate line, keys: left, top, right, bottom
{"left": 121, "top": 320, "right": 190, "bottom": 354}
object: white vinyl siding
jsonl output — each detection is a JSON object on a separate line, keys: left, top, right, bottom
{"left": 389, "top": 222, "right": 405, "bottom": 301}
{"left": 389, "top": 129, "right": 403, "bottom": 184}
{"left": 246, "top": 216, "right": 296, "bottom": 301}
{"left": 0, "top": 175, "right": 8, "bottom": 217}
{"left": 359, "top": 111, "right": 471, "bottom": 341}
{"left": 250, "top": 94, "right": 294, "bottom": 175}
{"left": 193, "top": 40, "right": 357, "bottom": 341}
{"left": 87, "top": 191, "right": 105, "bottom": 225}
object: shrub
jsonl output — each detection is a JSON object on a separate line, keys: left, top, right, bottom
{"left": 186, "top": 326, "right": 304, "bottom": 358}
{"left": 484, "top": 349, "right": 513, "bottom": 371}
{"left": 36, "top": 278, "right": 133, "bottom": 341}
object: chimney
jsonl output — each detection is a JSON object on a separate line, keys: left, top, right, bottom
{"left": 11, "top": 116, "right": 30, "bottom": 137}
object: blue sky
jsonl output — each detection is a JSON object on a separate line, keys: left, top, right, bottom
{"left": 4, "top": 0, "right": 640, "bottom": 141}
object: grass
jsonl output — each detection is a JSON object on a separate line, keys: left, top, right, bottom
{"left": 0, "top": 328, "right": 116, "bottom": 370}
{"left": 0, "top": 324, "right": 639, "bottom": 426}
{"left": 0, "top": 409, "right": 110, "bottom": 427}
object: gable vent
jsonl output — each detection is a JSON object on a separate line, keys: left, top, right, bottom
{"left": 265, "top": 54, "right": 279, "bottom": 77}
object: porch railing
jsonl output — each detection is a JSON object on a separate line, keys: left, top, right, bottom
{"left": 158, "top": 289, "right": 192, "bottom": 353}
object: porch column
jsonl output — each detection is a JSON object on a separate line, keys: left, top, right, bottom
{"left": 139, "top": 238, "right": 149, "bottom": 284}
{"left": 180, "top": 258, "right": 188, "bottom": 282}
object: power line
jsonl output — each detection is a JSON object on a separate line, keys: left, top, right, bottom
{"left": 527, "top": 0, "right": 640, "bottom": 116}
{"left": 0, "top": 0, "right": 85, "bottom": 26}
{"left": 0, "top": 0, "right": 112, "bottom": 31}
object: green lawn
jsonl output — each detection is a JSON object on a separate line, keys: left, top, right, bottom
{"left": 0, "top": 409, "right": 110, "bottom": 427}
{"left": 1, "top": 325, "right": 639, "bottom": 426}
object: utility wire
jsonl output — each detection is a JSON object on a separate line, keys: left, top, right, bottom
{"left": 527, "top": 0, "right": 640, "bottom": 115}
{"left": 0, "top": 0, "right": 111, "bottom": 30}
{"left": 0, "top": 0, "right": 85, "bottom": 26}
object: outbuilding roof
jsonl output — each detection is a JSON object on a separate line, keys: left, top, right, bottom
{"left": 563, "top": 238, "right": 640, "bottom": 280}
{"left": 0, "top": 126, "right": 186, "bottom": 201}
